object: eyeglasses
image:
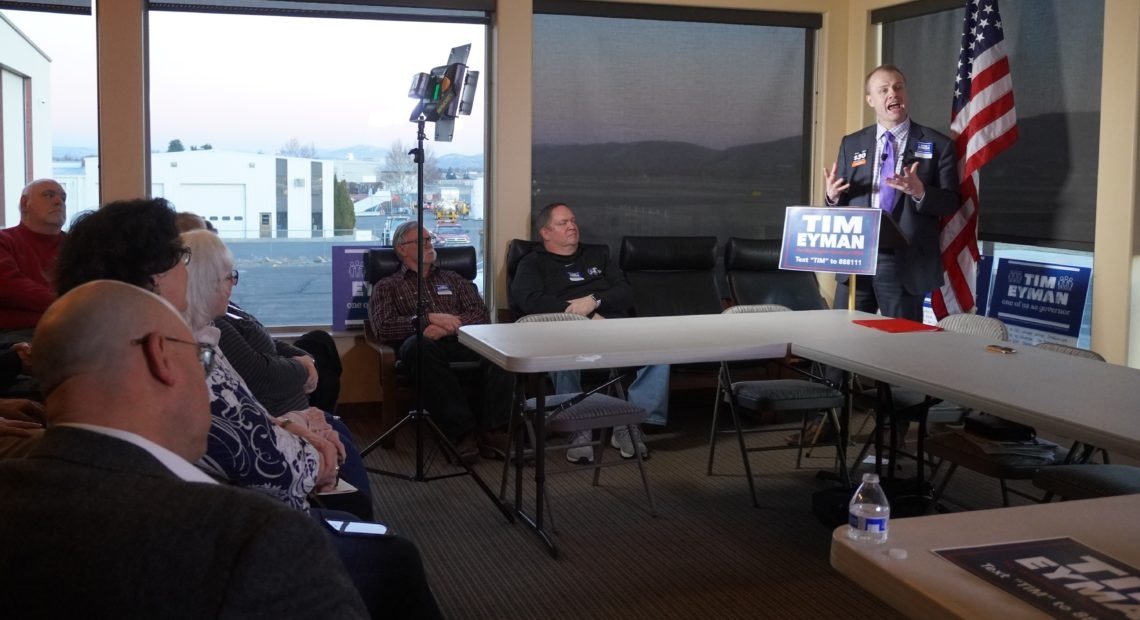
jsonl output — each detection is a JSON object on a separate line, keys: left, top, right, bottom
{"left": 132, "top": 335, "right": 216, "bottom": 374}
{"left": 398, "top": 234, "right": 437, "bottom": 247}
{"left": 177, "top": 247, "right": 193, "bottom": 266}
{"left": 223, "top": 269, "right": 239, "bottom": 285}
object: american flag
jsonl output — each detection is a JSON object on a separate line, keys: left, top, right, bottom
{"left": 931, "top": 0, "right": 1018, "bottom": 319}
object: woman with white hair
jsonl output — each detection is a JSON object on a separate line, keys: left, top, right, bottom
{"left": 181, "top": 230, "right": 343, "bottom": 510}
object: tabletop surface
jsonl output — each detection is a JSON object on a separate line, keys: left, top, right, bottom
{"left": 791, "top": 327, "right": 1140, "bottom": 459}
{"left": 458, "top": 309, "right": 872, "bottom": 372}
{"left": 830, "top": 493, "right": 1140, "bottom": 619}
{"left": 460, "top": 310, "right": 1140, "bottom": 458}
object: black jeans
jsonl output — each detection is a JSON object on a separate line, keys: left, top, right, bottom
{"left": 397, "top": 335, "right": 514, "bottom": 441}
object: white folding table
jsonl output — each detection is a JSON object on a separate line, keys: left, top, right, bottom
{"left": 460, "top": 310, "right": 1140, "bottom": 555}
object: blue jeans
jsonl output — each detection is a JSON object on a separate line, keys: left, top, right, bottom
{"left": 551, "top": 364, "right": 670, "bottom": 426}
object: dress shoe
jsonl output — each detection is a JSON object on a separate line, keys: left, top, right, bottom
{"left": 444, "top": 434, "right": 480, "bottom": 466}
{"left": 478, "top": 430, "right": 511, "bottom": 460}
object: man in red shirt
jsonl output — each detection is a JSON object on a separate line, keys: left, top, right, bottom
{"left": 0, "top": 179, "right": 67, "bottom": 344}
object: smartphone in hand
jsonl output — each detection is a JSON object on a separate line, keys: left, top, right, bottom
{"left": 324, "top": 519, "right": 389, "bottom": 537}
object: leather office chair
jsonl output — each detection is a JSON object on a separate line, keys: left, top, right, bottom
{"left": 499, "top": 312, "right": 656, "bottom": 527}
{"left": 724, "top": 237, "right": 827, "bottom": 310}
{"left": 362, "top": 246, "right": 482, "bottom": 447}
{"left": 708, "top": 304, "right": 848, "bottom": 507}
{"left": 618, "top": 236, "right": 724, "bottom": 317}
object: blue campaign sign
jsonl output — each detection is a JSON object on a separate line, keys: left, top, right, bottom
{"left": 331, "top": 246, "right": 375, "bottom": 331}
{"left": 986, "top": 258, "right": 1091, "bottom": 342}
{"left": 779, "top": 206, "right": 880, "bottom": 275}
{"left": 975, "top": 255, "right": 994, "bottom": 317}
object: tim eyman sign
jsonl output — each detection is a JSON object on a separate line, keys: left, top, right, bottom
{"left": 779, "top": 206, "right": 881, "bottom": 276}
{"left": 331, "top": 245, "right": 375, "bottom": 331}
{"left": 987, "top": 258, "right": 1091, "bottom": 347}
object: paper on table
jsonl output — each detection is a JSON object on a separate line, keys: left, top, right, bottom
{"left": 317, "top": 478, "right": 358, "bottom": 495}
{"left": 852, "top": 318, "right": 942, "bottom": 333}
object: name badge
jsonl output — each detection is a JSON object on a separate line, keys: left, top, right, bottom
{"left": 435, "top": 284, "right": 452, "bottom": 296}
{"left": 851, "top": 149, "right": 868, "bottom": 168}
{"left": 915, "top": 142, "right": 934, "bottom": 159}
{"left": 567, "top": 271, "right": 584, "bottom": 282}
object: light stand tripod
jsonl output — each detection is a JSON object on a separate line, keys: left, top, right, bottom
{"left": 360, "top": 118, "right": 512, "bottom": 523}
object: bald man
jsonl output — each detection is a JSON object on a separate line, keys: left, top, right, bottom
{"left": 0, "top": 281, "right": 368, "bottom": 618}
{"left": 0, "top": 179, "right": 67, "bottom": 343}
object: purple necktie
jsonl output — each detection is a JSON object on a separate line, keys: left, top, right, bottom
{"left": 878, "top": 132, "right": 896, "bottom": 213}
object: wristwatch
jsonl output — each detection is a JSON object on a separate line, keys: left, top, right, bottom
{"left": 590, "top": 294, "right": 601, "bottom": 308}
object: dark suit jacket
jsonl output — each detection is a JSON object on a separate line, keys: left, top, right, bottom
{"left": 0, "top": 427, "right": 368, "bottom": 619}
{"left": 832, "top": 122, "right": 960, "bottom": 296}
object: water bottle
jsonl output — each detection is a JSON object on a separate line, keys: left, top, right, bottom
{"left": 847, "top": 473, "right": 890, "bottom": 544}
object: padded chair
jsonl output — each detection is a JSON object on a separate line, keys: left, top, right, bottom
{"left": 724, "top": 237, "right": 827, "bottom": 310}
{"left": 619, "top": 236, "right": 723, "bottom": 317}
{"left": 499, "top": 312, "right": 655, "bottom": 525}
{"left": 362, "top": 246, "right": 482, "bottom": 446}
{"left": 708, "top": 304, "right": 848, "bottom": 507}
{"left": 924, "top": 337, "right": 1103, "bottom": 510}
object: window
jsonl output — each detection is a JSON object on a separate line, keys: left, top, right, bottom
{"left": 1, "top": 8, "right": 98, "bottom": 223}
{"left": 532, "top": 2, "right": 820, "bottom": 270}
{"left": 878, "top": 0, "right": 1103, "bottom": 250}
{"left": 877, "top": 0, "right": 1101, "bottom": 344}
{"left": 143, "top": 4, "right": 488, "bottom": 326}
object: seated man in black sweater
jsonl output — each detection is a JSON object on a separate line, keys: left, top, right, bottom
{"left": 510, "top": 202, "right": 668, "bottom": 463}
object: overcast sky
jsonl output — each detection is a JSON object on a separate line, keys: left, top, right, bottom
{"left": 3, "top": 9, "right": 486, "bottom": 156}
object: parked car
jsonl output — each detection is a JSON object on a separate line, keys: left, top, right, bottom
{"left": 433, "top": 222, "right": 470, "bottom": 246}
{"left": 382, "top": 216, "right": 410, "bottom": 245}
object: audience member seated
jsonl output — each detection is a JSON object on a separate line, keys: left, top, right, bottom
{"left": 54, "top": 199, "right": 444, "bottom": 617}
{"left": 369, "top": 221, "right": 513, "bottom": 464}
{"left": 0, "top": 179, "right": 67, "bottom": 344}
{"left": 0, "top": 397, "right": 43, "bottom": 459}
{"left": 176, "top": 211, "right": 343, "bottom": 414}
{"left": 0, "top": 342, "right": 38, "bottom": 398}
{"left": 57, "top": 201, "right": 338, "bottom": 510}
{"left": 510, "top": 202, "right": 664, "bottom": 462}
{"left": 0, "top": 280, "right": 370, "bottom": 618}
{"left": 181, "top": 229, "right": 373, "bottom": 519}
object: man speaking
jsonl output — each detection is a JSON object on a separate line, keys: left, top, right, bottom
{"left": 823, "top": 65, "right": 960, "bottom": 321}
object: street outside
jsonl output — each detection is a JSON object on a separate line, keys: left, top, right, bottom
{"left": 227, "top": 211, "right": 485, "bottom": 326}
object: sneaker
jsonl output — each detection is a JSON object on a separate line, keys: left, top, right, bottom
{"left": 611, "top": 425, "right": 649, "bottom": 460}
{"left": 565, "top": 430, "right": 594, "bottom": 464}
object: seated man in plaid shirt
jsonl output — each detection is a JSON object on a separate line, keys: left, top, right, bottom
{"left": 368, "top": 221, "right": 513, "bottom": 464}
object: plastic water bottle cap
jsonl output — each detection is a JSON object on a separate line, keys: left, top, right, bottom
{"left": 888, "top": 548, "right": 908, "bottom": 560}
{"left": 862, "top": 473, "right": 880, "bottom": 484}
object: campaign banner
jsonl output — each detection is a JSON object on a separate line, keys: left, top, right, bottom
{"left": 935, "top": 537, "right": 1140, "bottom": 619}
{"left": 331, "top": 245, "right": 376, "bottom": 331}
{"left": 986, "top": 258, "right": 1091, "bottom": 346}
{"left": 779, "top": 206, "right": 881, "bottom": 276}
{"left": 975, "top": 254, "right": 995, "bottom": 317}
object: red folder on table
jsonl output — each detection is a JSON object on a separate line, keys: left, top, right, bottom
{"left": 852, "top": 318, "right": 942, "bottom": 333}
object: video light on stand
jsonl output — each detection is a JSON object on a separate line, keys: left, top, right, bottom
{"left": 408, "top": 44, "right": 480, "bottom": 142}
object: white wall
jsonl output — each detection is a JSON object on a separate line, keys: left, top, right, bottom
{"left": 0, "top": 14, "right": 52, "bottom": 227}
